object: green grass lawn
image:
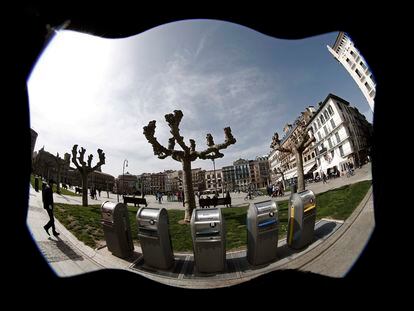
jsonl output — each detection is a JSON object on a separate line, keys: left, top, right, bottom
{"left": 30, "top": 175, "right": 80, "bottom": 196}
{"left": 54, "top": 180, "right": 371, "bottom": 251}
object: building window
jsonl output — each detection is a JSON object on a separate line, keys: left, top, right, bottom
{"left": 328, "top": 137, "right": 333, "bottom": 149}
{"left": 327, "top": 105, "right": 334, "bottom": 116}
{"left": 339, "top": 145, "right": 344, "bottom": 157}
{"left": 370, "top": 74, "right": 376, "bottom": 85}
{"left": 323, "top": 126, "right": 328, "bottom": 136}
{"left": 335, "top": 132, "right": 341, "bottom": 144}
{"left": 350, "top": 50, "right": 357, "bottom": 59}
{"left": 320, "top": 114, "right": 325, "bottom": 124}
{"left": 317, "top": 132, "right": 322, "bottom": 141}
{"left": 364, "top": 82, "right": 372, "bottom": 92}
{"left": 355, "top": 68, "right": 362, "bottom": 78}
{"left": 360, "top": 61, "right": 367, "bottom": 70}
{"left": 330, "top": 119, "right": 336, "bottom": 129}
{"left": 317, "top": 119, "right": 322, "bottom": 128}
{"left": 324, "top": 110, "right": 329, "bottom": 120}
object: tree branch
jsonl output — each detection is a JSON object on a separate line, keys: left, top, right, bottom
{"left": 189, "top": 139, "right": 196, "bottom": 152}
{"left": 87, "top": 154, "right": 93, "bottom": 167}
{"left": 302, "top": 134, "right": 316, "bottom": 150}
{"left": 78, "top": 147, "right": 86, "bottom": 166}
{"left": 165, "top": 110, "right": 189, "bottom": 152}
{"left": 71, "top": 145, "right": 81, "bottom": 170}
{"left": 275, "top": 145, "right": 292, "bottom": 154}
{"left": 197, "top": 127, "right": 236, "bottom": 159}
{"left": 297, "top": 131, "right": 315, "bottom": 152}
{"left": 143, "top": 120, "right": 174, "bottom": 159}
{"left": 201, "top": 151, "right": 224, "bottom": 160}
{"left": 91, "top": 149, "right": 106, "bottom": 171}
{"left": 168, "top": 137, "right": 175, "bottom": 150}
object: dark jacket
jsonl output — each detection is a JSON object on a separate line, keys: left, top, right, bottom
{"left": 42, "top": 185, "right": 54, "bottom": 209}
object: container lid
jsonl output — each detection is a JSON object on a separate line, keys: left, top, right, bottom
{"left": 101, "top": 201, "right": 117, "bottom": 213}
{"left": 254, "top": 200, "right": 276, "bottom": 213}
{"left": 195, "top": 209, "right": 220, "bottom": 221}
{"left": 139, "top": 208, "right": 160, "bottom": 220}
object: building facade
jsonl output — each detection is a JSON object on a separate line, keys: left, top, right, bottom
{"left": 222, "top": 165, "right": 236, "bottom": 191}
{"left": 114, "top": 172, "right": 138, "bottom": 194}
{"left": 268, "top": 107, "right": 317, "bottom": 185}
{"left": 253, "top": 156, "right": 270, "bottom": 189}
{"left": 308, "top": 94, "right": 373, "bottom": 178}
{"left": 327, "top": 32, "right": 376, "bottom": 111}
{"left": 233, "top": 159, "right": 251, "bottom": 191}
{"left": 150, "top": 172, "right": 167, "bottom": 194}
{"left": 189, "top": 168, "right": 206, "bottom": 193}
{"left": 137, "top": 173, "right": 152, "bottom": 195}
{"left": 204, "top": 168, "right": 223, "bottom": 193}
{"left": 32, "top": 147, "right": 71, "bottom": 183}
{"left": 88, "top": 171, "right": 115, "bottom": 192}
{"left": 33, "top": 147, "right": 115, "bottom": 190}
{"left": 30, "top": 128, "right": 38, "bottom": 163}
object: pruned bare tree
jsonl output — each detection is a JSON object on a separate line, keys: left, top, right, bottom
{"left": 270, "top": 119, "right": 315, "bottom": 192}
{"left": 143, "top": 110, "right": 236, "bottom": 222}
{"left": 71, "top": 145, "right": 106, "bottom": 206}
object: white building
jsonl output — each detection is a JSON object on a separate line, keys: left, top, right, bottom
{"left": 204, "top": 169, "right": 223, "bottom": 193}
{"left": 308, "top": 94, "right": 373, "bottom": 179}
{"left": 327, "top": 32, "right": 376, "bottom": 111}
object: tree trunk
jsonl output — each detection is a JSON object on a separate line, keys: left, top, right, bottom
{"left": 182, "top": 158, "right": 196, "bottom": 222}
{"left": 280, "top": 171, "right": 286, "bottom": 190}
{"left": 81, "top": 172, "right": 88, "bottom": 207}
{"left": 294, "top": 149, "right": 305, "bottom": 192}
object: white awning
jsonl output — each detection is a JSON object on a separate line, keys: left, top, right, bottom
{"left": 304, "top": 163, "right": 317, "bottom": 175}
{"left": 284, "top": 170, "right": 297, "bottom": 180}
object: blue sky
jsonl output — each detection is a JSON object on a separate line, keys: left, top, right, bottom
{"left": 28, "top": 19, "right": 373, "bottom": 177}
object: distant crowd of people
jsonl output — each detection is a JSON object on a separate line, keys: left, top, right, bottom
{"left": 267, "top": 182, "right": 285, "bottom": 197}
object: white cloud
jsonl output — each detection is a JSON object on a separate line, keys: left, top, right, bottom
{"left": 29, "top": 27, "right": 292, "bottom": 177}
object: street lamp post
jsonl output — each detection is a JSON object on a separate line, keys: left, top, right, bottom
{"left": 117, "top": 159, "right": 128, "bottom": 202}
{"left": 123, "top": 159, "right": 128, "bottom": 196}
{"left": 212, "top": 158, "right": 216, "bottom": 195}
{"left": 106, "top": 180, "right": 109, "bottom": 198}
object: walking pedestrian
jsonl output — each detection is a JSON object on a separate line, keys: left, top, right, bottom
{"left": 42, "top": 180, "right": 59, "bottom": 237}
{"left": 322, "top": 172, "right": 327, "bottom": 184}
{"left": 34, "top": 176, "right": 39, "bottom": 192}
{"left": 225, "top": 190, "right": 231, "bottom": 207}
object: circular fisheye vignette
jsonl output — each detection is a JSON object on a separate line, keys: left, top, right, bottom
{"left": 27, "top": 20, "right": 374, "bottom": 287}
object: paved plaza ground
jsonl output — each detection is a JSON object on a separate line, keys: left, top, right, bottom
{"left": 45, "top": 162, "right": 372, "bottom": 210}
{"left": 26, "top": 163, "right": 374, "bottom": 288}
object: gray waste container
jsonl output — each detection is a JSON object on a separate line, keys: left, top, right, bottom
{"left": 247, "top": 200, "right": 279, "bottom": 265}
{"left": 191, "top": 208, "right": 226, "bottom": 273}
{"left": 136, "top": 207, "right": 174, "bottom": 270}
{"left": 101, "top": 201, "right": 134, "bottom": 258}
{"left": 287, "top": 189, "right": 317, "bottom": 249}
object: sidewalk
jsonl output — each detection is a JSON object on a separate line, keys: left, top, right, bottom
{"left": 26, "top": 178, "right": 375, "bottom": 288}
